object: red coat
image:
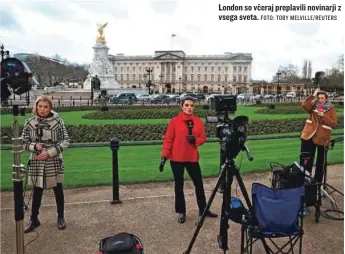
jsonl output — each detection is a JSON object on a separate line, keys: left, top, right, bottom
{"left": 161, "top": 112, "right": 206, "bottom": 162}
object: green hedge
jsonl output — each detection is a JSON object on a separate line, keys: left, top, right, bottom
{"left": 0, "top": 105, "right": 185, "bottom": 115}
{"left": 82, "top": 108, "right": 215, "bottom": 119}
{"left": 1, "top": 117, "right": 343, "bottom": 144}
{"left": 249, "top": 102, "right": 343, "bottom": 108}
{"left": 256, "top": 106, "right": 305, "bottom": 114}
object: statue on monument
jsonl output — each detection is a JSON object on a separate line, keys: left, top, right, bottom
{"left": 96, "top": 22, "right": 108, "bottom": 44}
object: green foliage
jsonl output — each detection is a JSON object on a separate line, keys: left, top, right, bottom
{"left": 0, "top": 105, "right": 185, "bottom": 115}
{"left": 81, "top": 108, "right": 215, "bottom": 119}
{"left": 1, "top": 117, "right": 342, "bottom": 144}
{"left": 256, "top": 106, "right": 305, "bottom": 114}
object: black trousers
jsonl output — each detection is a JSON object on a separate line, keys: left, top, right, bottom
{"left": 300, "top": 138, "right": 328, "bottom": 183}
{"left": 31, "top": 183, "right": 65, "bottom": 221}
{"left": 170, "top": 161, "right": 207, "bottom": 215}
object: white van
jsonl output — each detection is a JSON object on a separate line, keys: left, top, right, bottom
{"left": 286, "top": 92, "right": 296, "bottom": 98}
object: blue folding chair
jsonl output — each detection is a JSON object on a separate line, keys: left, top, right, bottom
{"left": 240, "top": 183, "right": 305, "bottom": 254}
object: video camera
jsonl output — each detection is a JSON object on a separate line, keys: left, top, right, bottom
{"left": 1, "top": 56, "right": 33, "bottom": 101}
{"left": 206, "top": 95, "right": 250, "bottom": 159}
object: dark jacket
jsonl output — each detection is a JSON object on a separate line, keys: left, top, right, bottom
{"left": 301, "top": 95, "right": 337, "bottom": 146}
{"left": 162, "top": 112, "right": 206, "bottom": 162}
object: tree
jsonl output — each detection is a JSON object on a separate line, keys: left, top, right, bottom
{"left": 272, "top": 64, "right": 300, "bottom": 83}
{"left": 302, "top": 60, "right": 308, "bottom": 81}
{"left": 307, "top": 60, "right": 312, "bottom": 80}
{"left": 337, "top": 55, "right": 344, "bottom": 70}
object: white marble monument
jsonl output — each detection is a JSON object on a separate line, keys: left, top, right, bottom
{"left": 83, "top": 22, "right": 119, "bottom": 91}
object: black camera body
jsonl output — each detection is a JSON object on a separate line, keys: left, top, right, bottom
{"left": 206, "top": 95, "right": 249, "bottom": 159}
{"left": 1, "top": 57, "right": 33, "bottom": 101}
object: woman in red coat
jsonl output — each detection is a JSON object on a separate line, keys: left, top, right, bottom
{"left": 161, "top": 96, "right": 217, "bottom": 223}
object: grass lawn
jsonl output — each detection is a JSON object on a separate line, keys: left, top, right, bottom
{"left": 2, "top": 106, "right": 343, "bottom": 127}
{"left": 1, "top": 137, "right": 343, "bottom": 191}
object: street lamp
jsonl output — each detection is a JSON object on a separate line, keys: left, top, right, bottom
{"left": 145, "top": 68, "right": 154, "bottom": 94}
{"left": 159, "top": 74, "right": 164, "bottom": 93}
{"left": 179, "top": 76, "right": 182, "bottom": 94}
{"left": 276, "top": 71, "right": 282, "bottom": 95}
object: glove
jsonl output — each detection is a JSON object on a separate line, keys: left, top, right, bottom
{"left": 159, "top": 158, "right": 167, "bottom": 172}
{"left": 313, "top": 88, "right": 320, "bottom": 97}
{"left": 187, "top": 135, "right": 196, "bottom": 145}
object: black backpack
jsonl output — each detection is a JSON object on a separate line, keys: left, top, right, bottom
{"left": 99, "top": 232, "right": 144, "bottom": 254}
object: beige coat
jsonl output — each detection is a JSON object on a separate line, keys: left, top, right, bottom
{"left": 300, "top": 95, "right": 337, "bottom": 146}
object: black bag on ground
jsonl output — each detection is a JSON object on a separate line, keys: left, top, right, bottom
{"left": 99, "top": 232, "right": 143, "bottom": 254}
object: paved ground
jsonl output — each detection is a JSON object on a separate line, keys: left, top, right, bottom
{"left": 1, "top": 165, "right": 343, "bottom": 254}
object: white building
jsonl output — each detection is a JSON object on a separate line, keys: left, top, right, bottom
{"left": 109, "top": 50, "right": 253, "bottom": 94}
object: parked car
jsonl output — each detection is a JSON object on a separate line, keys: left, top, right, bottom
{"left": 286, "top": 92, "right": 296, "bottom": 98}
{"left": 254, "top": 94, "right": 265, "bottom": 100}
{"left": 264, "top": 94, "right": 274, "bottom": 99}
{"left": 193, "top": 93, "right": 206, "bottom": 100}
{"left": 137, "top": 94, "right": 151, "bottom": 101}
{"left": 150, "top": 95, "right": 171, "bottom": 104}
{"left": 237, "top": 93, "right": 252, "bottom": 100}
{"left": 111, "top": 93, "right": 137, "bottom": 104}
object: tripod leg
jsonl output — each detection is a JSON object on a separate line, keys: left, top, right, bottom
{"left": 183, "top": 164, "right": 227, "bottom": 254}
{"left": 217, "top": 165, "right": 231, "bottom": 252}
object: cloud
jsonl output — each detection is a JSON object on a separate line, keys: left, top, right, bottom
{"left": 3, "top": 0, "right": 344, "bottom": 81}
{"left": 150, "top": 0, "right": 177, "bottom": 15}
{"left": 287, "top": 23, "right": 321, "bottom": 36}
{"left": 0, "top": 7, "right": 22, "bottom": 31}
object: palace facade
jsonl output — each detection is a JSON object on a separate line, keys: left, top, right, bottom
{"left": 108, "top": 50, "right": 253, "bottom": 94}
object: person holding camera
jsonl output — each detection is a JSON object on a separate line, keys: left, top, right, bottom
{"left": 300, "top": 88, "right": 337, "bottom": 184}
{"left": 160, "top": 96, "right": 217, "bottom": 223}
{"left": 22, "top": 96, "right": 70, "bottom": 233}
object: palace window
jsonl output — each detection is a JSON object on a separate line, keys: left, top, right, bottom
{"left": 204, "top": 74, "right": 207, "bottom": 81}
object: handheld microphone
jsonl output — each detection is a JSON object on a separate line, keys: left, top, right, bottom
{"left": 159, "top": 158, "right": 167, "bottom": 172}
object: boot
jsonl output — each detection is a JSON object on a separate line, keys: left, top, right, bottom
{"left": 178, "top": 213, "right": 186, "bottom": 224}
{"left": 24, "top": 219, "right": 41, "bottom": 233}
{"left": 57, "top": 217, "right": 66, "bottom": 230}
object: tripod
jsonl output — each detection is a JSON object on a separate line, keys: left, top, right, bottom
{"left": 184, "top": 146, "right": 271, "bottom": 254}
{"left": 12, "top": 105, "right": 27, "bottom": 254}
{"left": 321, "top": 137, "right": 344, "bottom": 220}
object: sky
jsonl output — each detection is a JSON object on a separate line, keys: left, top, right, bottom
{"left": 1, "top": 0, "right": 344, "bottom": 81}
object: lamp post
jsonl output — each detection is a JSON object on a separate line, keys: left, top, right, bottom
{"left": 145, "top": 68, "right": 153, "bottom": 94}
{"left": 179, "top": 76, "right": 182, "bottom": 94}
{"left": 159, "top": 74, "right": 164, "bottom": 93}
{"left": 0, "top": 45, "right": 5, "bottom": 61}
{"left": 276, "top": 71, "right": 282, "bottom": 95}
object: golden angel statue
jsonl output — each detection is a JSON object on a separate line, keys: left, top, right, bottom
{"left": 96, "top": 22, "right": 108, "bottom": 44}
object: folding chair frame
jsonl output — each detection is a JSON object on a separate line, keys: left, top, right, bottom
{"left": 240, "top": 183, "right": 305, "bottom": 254}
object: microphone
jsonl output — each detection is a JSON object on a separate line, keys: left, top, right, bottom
{"left": 159, "top": 158, "right": 167, "bottom": 172}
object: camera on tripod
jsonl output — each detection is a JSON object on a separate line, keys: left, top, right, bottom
{"left": 1, "top": 56, "right": 33, "bottom": 101}
{"left": 206, "top": 95, "right": 250, "bottom": 160}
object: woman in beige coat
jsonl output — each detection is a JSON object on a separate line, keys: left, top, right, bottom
{"left": 300, "top": 88, "right": 337, "bottom": 183}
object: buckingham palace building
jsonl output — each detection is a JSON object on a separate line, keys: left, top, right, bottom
{"left": 108, "top": 50, "right": 253, "bottom": 94}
